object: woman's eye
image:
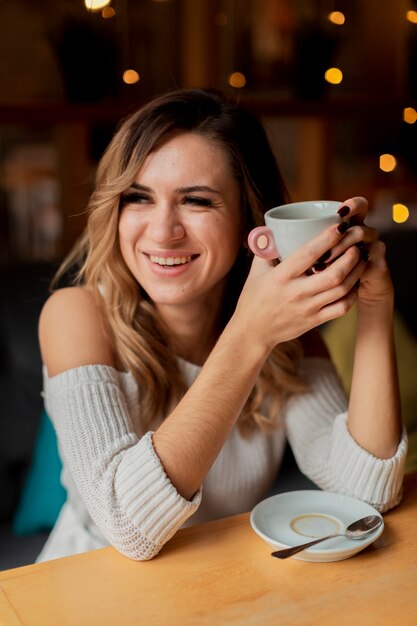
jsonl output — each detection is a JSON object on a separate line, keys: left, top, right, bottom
{"left": 183, "top": 196, "right": 213, "bottom": 207}
{"left": 121, "top": 191, "right": 151, "bottom": 205}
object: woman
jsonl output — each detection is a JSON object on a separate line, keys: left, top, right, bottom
{"left": 37, "top": 88, "right": 406, "bottom": 562}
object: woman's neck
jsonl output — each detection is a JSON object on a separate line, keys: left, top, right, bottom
{"left": 156, "top": 300, "right": 223, "bottom": 367}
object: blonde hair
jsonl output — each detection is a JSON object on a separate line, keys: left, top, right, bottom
{"left": 57, "top": 89, "right": 305, "bottom": 435}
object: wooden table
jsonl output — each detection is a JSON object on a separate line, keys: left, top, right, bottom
{"left": 1, "top": 474, "right": 417, "bottom": 626}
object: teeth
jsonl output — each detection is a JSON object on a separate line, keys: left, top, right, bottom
{"left": 150, "top": 255, "right": 191, "bottom": 266}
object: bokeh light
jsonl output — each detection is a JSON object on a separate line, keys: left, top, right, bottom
{"left": 403, "top": 107, "right": 417, "bottom": 124}
{"left": 406, "top": 10, "right": 417, "bottom": 23}
{"left": 379, "top": 154, "right": 397, "bottom": 172}
{"left": 392, "top": 203, "right": 409, "bottom": 223}
{"left": 324, "top": 68, "right": 343, "bottom": 84}
{"left": 84, "top": 0, "right": 111, "bottom": 10}
{"left": 328, "top": 11, "right": 345, "bottom": 25}
{"left": 102, "top": 6, "right": 115, "bottom": 18}
{"left": 123, "top": 69, "right": 140, "bottom": 84}
{"left": 228, "top": 72, "right": 246, "bottom": 88}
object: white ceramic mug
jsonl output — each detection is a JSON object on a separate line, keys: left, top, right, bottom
{"left": 248, "top": 200, "right": 342, "bottom": 260}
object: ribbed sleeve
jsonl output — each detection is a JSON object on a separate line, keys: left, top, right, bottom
{"left": 285, "top": 358, "right": 407, "bottom": 512}
{"left": 44, "top": 365, "right": 202, "bottom": 560}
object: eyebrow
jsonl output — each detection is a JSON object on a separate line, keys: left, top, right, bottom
{"left": 130, "top": 182, "right": 152, "bottom": 192}
{"left": 129, "top": 182, "right": 221, "bottom": 195}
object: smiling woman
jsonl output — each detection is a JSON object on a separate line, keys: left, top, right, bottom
{"left": 37, "top": 88, "right": 406, "bottom": 563}
{"left": 118, "top": 132, "right": 242, "bottom": 318}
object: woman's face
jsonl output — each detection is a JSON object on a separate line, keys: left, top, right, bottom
{"left": 118, "top": 132, "right": 242, "bottom": 314}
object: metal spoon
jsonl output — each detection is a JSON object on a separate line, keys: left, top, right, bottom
{"left": 271, "top": 514, "right": 383, "bottom": 559}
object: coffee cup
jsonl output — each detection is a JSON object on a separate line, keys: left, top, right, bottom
{"left": 248, "top": 200, "right": 342, "bottom": 260}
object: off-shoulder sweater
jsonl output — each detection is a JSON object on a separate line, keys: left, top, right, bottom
{"left": 36, "top": 357, "right": 407, "bottom": 563}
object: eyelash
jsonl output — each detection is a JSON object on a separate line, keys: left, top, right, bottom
{"left": 121, "top": 191, "right": 150, "bottom": 205}
{"left": 183, "top": 196, "right": 213, "bottom": 207}
{"left": 121, "top": 192, "right": 214, "bottom": 208}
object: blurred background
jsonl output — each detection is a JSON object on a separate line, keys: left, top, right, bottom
{"left": 0, "top": 0, "right": 416, "bottom": 570}
{"left": 1, "top": 0, "right": 417, "bottom": 262}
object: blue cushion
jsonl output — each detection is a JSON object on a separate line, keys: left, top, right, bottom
{"left": 13, "top": 409, "right": 66, "bottom": 535}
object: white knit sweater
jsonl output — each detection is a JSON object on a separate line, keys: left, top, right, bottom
{"left": 37, "top": 357, "right": 407, "bottom": 562}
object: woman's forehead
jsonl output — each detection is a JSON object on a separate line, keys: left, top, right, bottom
{"left": 134, "top": 132, "right": 233, "bottom": 184}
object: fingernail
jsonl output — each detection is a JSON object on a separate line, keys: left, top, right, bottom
{"left": 360, "top": 248, "right": 370, "bottom": 263}
{"left": 317, "top": 250, "right": 331, "bottom": 263}
{"left": 337, "top": 221, "right": 349, "bottom": 234}
{"left": 312, "top": 262, "right": 327, "bottom": 273}
{"left": 338, "top": 205, "right": 350, "bottom": 218}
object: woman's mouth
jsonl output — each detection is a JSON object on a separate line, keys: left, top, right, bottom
{"left": 149, "top": 255, "right": 192, "bottom": 266}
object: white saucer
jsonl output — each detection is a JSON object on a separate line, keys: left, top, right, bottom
{"left": 250, "top": 490, "right": 384, "bottom": 562}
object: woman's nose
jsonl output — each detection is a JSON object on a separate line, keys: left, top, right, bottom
{"left": 149, "top": 207, "right": 185, "bottom": 243}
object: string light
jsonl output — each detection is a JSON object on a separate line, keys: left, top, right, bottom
{"left": 84, "top": 0, "right": 111, "bottom": 11}
{"left": 328, "top": 11, "right": 345, "bottom": 25}
{"left": 324, "top": 68, "right": 343, "bottom": 84}
{"left": 123, "top": 69, "right": 140, "bottom": 84}
{"left": 403, "top": 107, "right": 417, "bottom": 124}
{"left": 392, "top": 203, "right": 409, "bottom": 223}
{"left": 228, "top": 72, "right": 246, "bottom": 88}
{"left": 406, "top": 10, "right": 417, "bottom": 23}
{"left": 379, "top": 154, "right": 397, "bottom": 172}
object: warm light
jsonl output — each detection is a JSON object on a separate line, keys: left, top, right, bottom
{"left": 324, "top": 67, "right": 343, "bottom": 84}
{"left": 379, "top": 154, "right": 397, "bottom": 172}
{"left": 102, "top": 6, "right": 115, "bottom": 18}
{"left": 403, "top": 107, "right": 417, "bottom": 124}
{"left": 406, "top": 10, "right": 417, "bottom": 23}
{"left": 392, "top": 203, "right": 409, "bottom": 223}
{"left": 328, "top": 11, "right": 345, "bottom": 25}
{"left": 228, "top": 72, "right": 246, "bottom": 88}
{"left": 123, "top": 69, "right": 140, "bottom": 85}
{"left": 84, "top": 0, "right": 111, "bottom": 10}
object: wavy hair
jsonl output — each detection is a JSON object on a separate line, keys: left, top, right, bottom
{"left": 58, "top": 88, "right": 305, "bottom": 435}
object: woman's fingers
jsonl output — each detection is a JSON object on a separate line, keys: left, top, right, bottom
{"left": 309, "top": 245, "right": 365, "bottom": 308}
{"left": 307, "top": 197, "right": 371, "bottom": 265}
{"left": 315, "top": 283, "right": 360, "bottom": 326}
{"left": 281, "top": 245, "right": 364, "bottom": 334}
{"left": 357, "top": 239, "right": 394, "bottom": 303}
{"left": 337, "top": 196, "right": 368, "bottom": 224}
{"left": 279, "top": 220, "right": 351, "bottom": 278}
{"left": 240, "top": 200, "right": 373, "bottom": 344}
{"left": 324, "top": 224, "right": 379, "bottom": 263}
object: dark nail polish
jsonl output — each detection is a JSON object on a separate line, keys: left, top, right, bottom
{"left": 360, "top": 248, "right": 370, "bottom": 263}
{"left": 355, "top": 279, "right": 361, "bottom": 289}
{"left": 312, "top": 262, "right": 327, "bottom": 273}
{"left": 338, "top": 205, "right": 350, "bottom": 218}
{"left": 337, "top": 221, "right": 349, "bottom": 234}
{"left": 318, "top": 250, "right": 331, "bottom": 263}
{"left": 355, "top": 242, "right": 366, "bottom": 250}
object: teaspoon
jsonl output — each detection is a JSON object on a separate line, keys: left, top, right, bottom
{"left": 271, "top": 514, "right": 383, "bottom": 559}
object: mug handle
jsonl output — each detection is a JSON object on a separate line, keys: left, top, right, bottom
{"left": 248, "top": 226, "right": 278, "bottom": 260}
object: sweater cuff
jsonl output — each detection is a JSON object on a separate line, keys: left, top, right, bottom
{"left": 114, "top": 431, "right": 202, "bottom": 545}
{"left": 329, "top": 413, "right": 407, "bottom": 512}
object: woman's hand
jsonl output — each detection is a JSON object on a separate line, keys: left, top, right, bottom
{"left": 237, "top": 211, "right": 366, "bottom": 351}
{"left": 331, "top": 200, "right": 402, "bottom": 460}
{"left": 321, "top": 197, "right": 394, "bottom": 308}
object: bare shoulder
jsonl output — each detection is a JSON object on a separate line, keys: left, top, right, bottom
{"left": 39, "top": 286, "right": 115, "bottom": 376}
